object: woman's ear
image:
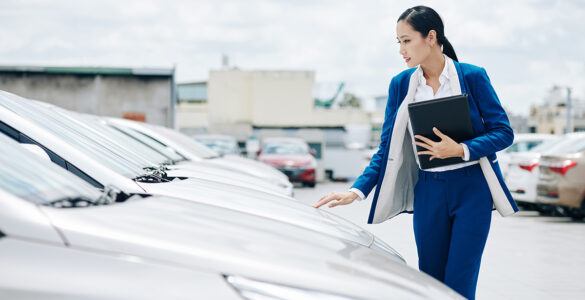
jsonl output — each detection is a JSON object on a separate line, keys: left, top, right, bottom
{"left": 427, "top": 30, "right": 437, "bottom": 47}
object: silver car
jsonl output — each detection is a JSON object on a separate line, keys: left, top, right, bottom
{"left": 0, "top": 90, "right": 403, "bottom": 262}
{"left": 536, "top": 133, "right": 585, "bottom": 219}
{"left": 107, "top": 117, "right": 293, "bottom": 195}
{"left": 0, "top": 133, "right": 462, "bottom": 299}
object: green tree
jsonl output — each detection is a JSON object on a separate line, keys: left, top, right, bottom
{"left": 338, "top": 92, "right": 361, "bottom": 108}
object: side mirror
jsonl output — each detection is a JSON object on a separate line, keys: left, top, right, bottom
{"left": 309, "top": 149, "right": 317, "bottom": 156}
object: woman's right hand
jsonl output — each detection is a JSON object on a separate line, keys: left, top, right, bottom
{"left": 312, "top": 191, "right": 358, "bottom": 209}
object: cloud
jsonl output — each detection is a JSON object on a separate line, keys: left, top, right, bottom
{"left": 0, "top": 0, "right": 583, "bottom": 117}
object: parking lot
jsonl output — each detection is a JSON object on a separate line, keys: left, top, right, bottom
{"left": 295, "top": 182, "right": 585, "bottom": 300}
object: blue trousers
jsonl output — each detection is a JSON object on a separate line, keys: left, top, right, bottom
{"left": 413, "top": 163, "right": 492, "bottom": 300}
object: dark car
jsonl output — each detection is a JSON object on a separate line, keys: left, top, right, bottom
{"left": 258, "top": 137, "right": 317, "bottom": 187}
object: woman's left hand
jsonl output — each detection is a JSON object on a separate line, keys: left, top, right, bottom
{"left": 414, "top": 127, "right": 464, "bottom": 161}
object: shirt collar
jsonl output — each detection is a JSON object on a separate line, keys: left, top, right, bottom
{"left": 417, "top": 54, "right": 450, "bottom": 84}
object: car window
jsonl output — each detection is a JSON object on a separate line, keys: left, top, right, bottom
{"left": 506, "top": 140, "right": 544, "bottom": 153}
{"left": 263, "top": 142, "right": 308, "bottom": 155}
{"left": 524, "top": 141, "right": 543, "bottom": 151}
{"left": 0, "top": 134, "right": 101, "bottom": 205}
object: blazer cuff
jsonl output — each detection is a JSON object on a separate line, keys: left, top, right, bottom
{"left": 349, "top": 188, "right": 365, "bottom": 201}
{"left": 461, "top": 143, "right": 470, "bottom": 161}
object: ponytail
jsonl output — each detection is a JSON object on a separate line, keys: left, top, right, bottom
{"left": 440, "top": 37, "right": 458, "bottom": 62}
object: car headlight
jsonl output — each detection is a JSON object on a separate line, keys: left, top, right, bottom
{"left": 370, "top": 237, "right": 406, "bottom": 264}
{"left": 225, "top": 275, "right": 355, "bottom": 300}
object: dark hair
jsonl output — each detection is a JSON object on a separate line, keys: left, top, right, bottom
{"left": 398, "top": 6, "right": 458, "bottom": 62}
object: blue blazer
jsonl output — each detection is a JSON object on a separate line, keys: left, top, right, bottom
{"left": 351, "top": 60, "right": 519, "bottom": 224}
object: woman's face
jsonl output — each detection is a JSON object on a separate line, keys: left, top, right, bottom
{"left": 396, "top": 20, "right": 431, "bottom": 68}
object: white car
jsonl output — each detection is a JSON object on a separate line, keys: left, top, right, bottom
{"left": 17, "top": 97, "right": 293, "bottom": 197}
{"left": 497, "top": 133, "right": 557, "bottom": 177}
{"left": 0, "top": 135, "right": 463, "bottom": 299}
{"left": 505, "top": 133, "right": 584, "bottom": 212}
{"left": 106, "top": 117, "right": 293, "bottom": 196}
{"left": 0, "top": 90, "right": 403, "bottom": 262}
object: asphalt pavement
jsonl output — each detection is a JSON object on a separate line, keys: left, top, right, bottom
{"left": 294, "top": 181, "right": 585, "bottom": 300}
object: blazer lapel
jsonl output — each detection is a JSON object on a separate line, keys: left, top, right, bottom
{"left": 371, "top": 67, "right": 421, "bottom": 223}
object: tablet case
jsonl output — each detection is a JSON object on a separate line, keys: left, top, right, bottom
{"left": 407, "top": 94, "right": 475, "bottom": 170}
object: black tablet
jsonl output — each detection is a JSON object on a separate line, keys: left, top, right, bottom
{"left": 407, "top": 94, "right": 475, "bottom": 170}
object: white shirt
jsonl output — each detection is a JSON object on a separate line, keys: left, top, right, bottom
{"left": 350, "top": 55, "right": 477, "bottom": 201}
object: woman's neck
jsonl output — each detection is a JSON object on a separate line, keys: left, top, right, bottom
{"left": 420, "top": 51, "right": 446, "bottom": 80}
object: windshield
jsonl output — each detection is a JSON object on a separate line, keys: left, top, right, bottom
{"left": 550, "top": 137, "right": 585, "bottom": 155}
{"left": 63, "top": 111, "right": 180, "bottom": 165}
{"left": 107, "top": 123, "right": 186, "bottom": 163}
{"left": 528, "top": 137, "right": 563, "bottom": 153}
{"left": 0, "top": 94, "right": 146, "bottom": 178}
{"left": 196, "top": 138, "right": 239, "bottom": 155}
{"left": 0, "top": 134, "right": 101, "bottom": 204}
{"left": 263, "top": 142, "right": 308, "bottom": 155}
{"left": 144, "top": 123, "right": 220, "bottom": 159}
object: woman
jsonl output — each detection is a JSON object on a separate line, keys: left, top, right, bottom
{"left": 313, "top": 6, "right": 518, "bottom": 300}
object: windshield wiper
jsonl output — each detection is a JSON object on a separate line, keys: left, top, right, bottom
{"left": 96, "top": 185, "right": 129, "bottom": 204}
{"left": 134, "top": 166, "right": 171, "bottom": 183}
{"left": 47, "top": 196, "right": 99, "bottom": 208}
{"left": 46, "top": 185, "right": 128, "bottom": 208}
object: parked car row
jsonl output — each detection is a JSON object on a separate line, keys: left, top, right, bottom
{"left": 504, "top": 132, "right": 585, "bottom": 220}
{"left": 195, "top": 134, "right": 320, "bottom": 188}
{"left": 496, "top": 133, "right": 557, "bottom": 177}
{"left": 0, "top": 90, "right": 463, "bottom": 299}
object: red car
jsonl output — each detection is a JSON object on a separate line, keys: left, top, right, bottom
{"left": 258, "top": 137, "right": 317, "bottom": 187}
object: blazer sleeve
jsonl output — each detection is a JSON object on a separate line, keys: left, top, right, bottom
{"left": 462, "top": 68, "right": 514, "bottom": 161}
{"left": 350, "top": 77, "right": 398, "bottom": 198}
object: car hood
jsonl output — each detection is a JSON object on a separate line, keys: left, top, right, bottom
{"left": 41, "top": 196, "right": 461, "bottom": 300}
{"left": 137, "top": 178, "right": 375, "bottom": 250}
{"left": 199, "top": 156, "right": 291, "bottom": 186}
{"left": 166, "top": 162, "right": 290, "bottom": 196}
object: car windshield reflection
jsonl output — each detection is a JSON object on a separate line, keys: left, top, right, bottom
{"left": 263, "top": 143, "right": 308, "bottom": 155}
{"left": 0, "top": 134, "right": 101, "bottom": 205}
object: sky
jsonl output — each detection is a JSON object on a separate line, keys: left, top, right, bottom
{"left": 0, "top": 0, "right": 584, "bottom": 116}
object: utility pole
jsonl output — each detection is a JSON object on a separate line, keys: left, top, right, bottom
{"left": 170, "top": 64, "right": 177, "bottom": 129}
{"left": 565, "top": 87, "right": 572, "bottom": 134}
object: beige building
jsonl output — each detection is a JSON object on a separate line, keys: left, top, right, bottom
{"left": 206, "top": 69, "right": 370, "bottom": 130}
{"left": 530, "top": 104, "right": 585, "bottom": 134}
{"left": 529, "top": 87, "right": 585, "bottom": 134}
